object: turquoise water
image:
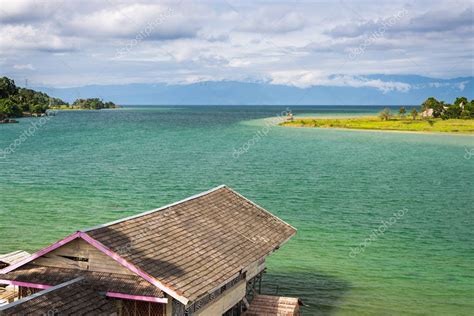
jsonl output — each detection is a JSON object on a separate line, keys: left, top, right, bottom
{"left": 1, "top": 106, "right": 473, "bottom": 315}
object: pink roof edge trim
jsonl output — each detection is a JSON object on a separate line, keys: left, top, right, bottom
{"left": 0, "top": 231, "right": 188, "bottom": 305}
{"left": 0, "top": 232, "right": 81, "bottom": 274}
{"left": 0, "top": 280, "right": 167, "bottom": 304}
{"left": 79, "top": 232, "right": 189, "bottom": 305}
{"left": 0, "top": 279, "right": 52, "bottom": 290}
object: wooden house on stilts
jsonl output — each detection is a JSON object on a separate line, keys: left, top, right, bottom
{"left": 0, "top": 185, "right": 301, "bottom": 315}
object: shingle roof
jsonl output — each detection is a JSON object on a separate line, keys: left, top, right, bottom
{"left": 86, "top": 185, "right": 296, "bottom": 302}
{"left": 0, "top": 264, "right": 163, "bottom": 297}
{"left": 0, "top": 278, "right": 116, "bottom": 316}
{"left": 0, "top": 186, "right": 296, "bottom": 306}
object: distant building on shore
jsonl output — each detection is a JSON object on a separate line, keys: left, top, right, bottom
{"left": 421, "top": 108, "right": 434, "bottom": 118}
{"left": 0, "top": 185, "right": 302, "bottom": 315}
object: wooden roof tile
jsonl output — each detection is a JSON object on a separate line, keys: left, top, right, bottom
{"left": 86, "top": 186, "right": 296, "bottom": 302}
{"left": 0, "top": 278, "right": 116, "bottom": 315}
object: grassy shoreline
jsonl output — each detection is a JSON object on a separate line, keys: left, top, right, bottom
{"left": 279, "top": 116, "right": 474, "bottom": 134}
{"left": 49, "top": 105, "right": 119, "bottom": 110}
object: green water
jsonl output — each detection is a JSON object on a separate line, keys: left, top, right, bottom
{"left": 1, "top": 106, "right": 473, "bottom": 315}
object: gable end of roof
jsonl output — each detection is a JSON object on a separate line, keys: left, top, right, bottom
{"left": 0, "top": 232, "right": 189, "bottom": 305}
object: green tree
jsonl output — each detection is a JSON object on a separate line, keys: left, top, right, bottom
{"left": 432, "top": 102, "right": 445, "bottom": 118}
{"left": 445, "top": 104, "right": 462, "bottom": 119}
{"left": 104, "top": 101, "right": 116, "bottom": 108}
{"left": 0, "top": 77, "right": 18, "bottom": 99}
{"left": 454, "top": 97, "right": 468, "bottom": 107}
{"left": 0, "top": 98, "right": 22, "bottom": 119}
{"left": 29, "top": 104, "right": 48, "bottom": 114}
{"left": 49, "top": 97, "right": 68, "bottom": 107}
{"left": 0, "top": 76, "right": 69, "bottom": 117}
{"left": 462, "top": 101, "right": 474, "bottom": 119}
{"left": 420, "top": 97, "right": 444, "bottom": 118}
{"left": 421, "top": 97, "right": 439, "bottom": 111}
{"left": 379, "top": 108, "right": 392, "bottom": 121}
{"left": 72, "top": 98, "right": 113, "bottom": 109}
{"left": 410, "top": 108, "right": 418, "bottom": 120}
{"left": 399, "top": 106, "right": 406, "bottom": 118}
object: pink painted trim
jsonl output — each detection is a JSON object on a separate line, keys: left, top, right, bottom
{"left": 79, "top": 232, "right": 189, "bottom": 305}
{"left": 0, "top": 230, "right": 187, "bottom": 305}
{"left": 0, "top": 232, "right": 81, "bottom": 274}
{"left": 0, "top": 279, "right": 52, "bottom": 289}
{"left": 106, "top": 292, "right": 168, "bottom": 304}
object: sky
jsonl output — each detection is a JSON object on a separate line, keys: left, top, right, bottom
{"left": 0, "top": 0, "right": 473, "bottom": 91}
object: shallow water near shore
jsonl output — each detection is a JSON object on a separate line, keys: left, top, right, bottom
{"left": 1, "top": 105, "right": 473, "bottom": 315}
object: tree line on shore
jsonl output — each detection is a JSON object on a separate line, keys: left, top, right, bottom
{"left": 0, "top": 76, "right": 116, "bottom": 121}
{"left": 379, "top": 97, "right": 474, "bottom": 121}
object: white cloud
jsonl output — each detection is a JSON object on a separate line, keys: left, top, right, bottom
{"left": 0, "top": 0, "right": 471, "bottom": 87}
{"left": 13, "top": 63, "right": 35, "bottom": 70}
{"left": 0, "top": 0, "right": 52, "bottom": 23}
{"left": 0, "top": 24, "right": 76, "bottom": 52}
{"left": 64, "top": 3, "right": 197, "bottom": 40}
{"left": 333, "top": 76, "right": 411, "bottom": 93}
{"left": 270, "top": 71, "right": 411, "bottom": 92}
{"left": 237, "top": 10, "right": 306, "bottom": 33}
{"left": 457, "top": 81, "right": 469, "bottom": 91}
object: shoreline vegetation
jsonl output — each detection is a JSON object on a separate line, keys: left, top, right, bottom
{"left": 280, "top": 97, "right": 474, "bottom": 134}
{"left": 280, "top": 116, "right": 474, "bottom": 134}
{"left": 0, "top": 76, "right": 117, "bottom": 124}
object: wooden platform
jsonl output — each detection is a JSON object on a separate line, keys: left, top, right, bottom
{"left": 243, "top": 294, "right": 302, "bottom": 316}
{"left": 0, "top": 251, "right": 30, "bottom": 269}
{"left": 0, "top": 287, "right": 17, "bottom": 305}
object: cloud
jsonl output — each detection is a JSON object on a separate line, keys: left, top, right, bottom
{"left": 332, "top": 75, "right": 412, "bottom": 93}
{"left": 200, "top": 32, "right": 229, "bottom": 43}
{"left": 422, "top": 80, "right": 471, "bottom": 92}
{"left": 406, "top": 7, "right": 473, "bottom": 33}
{"left": 0, "top": 0, "right": 471, "bottom": 87}
{"left": 13, "top": 63, "right": 35, "bottom": 70}
{"left": 325, "top": 8, "right": 410, "bottom": 38}
{"left": 236, "top": 10, "right": 306, "bottom": 33}
{"left": 457, "top": 81, "right": 469, "bottom": 91}
{"left": 0, "top": 0, "right": 53, "bottom": 24}
{"left": 0, "top": 24, "right": 77, "bottom": 52}
{"left": 326, "top": 7, "right": 472, "bottom": 38}
{"left": 63, "top": 3, "right": 197, "bottom": 41}
{"left": 270, "top": 71, "right": 411, "bottom": 92}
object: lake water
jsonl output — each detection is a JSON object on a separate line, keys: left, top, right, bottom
{"left": 1, "top": 106, "right": 473, "bottom": 315}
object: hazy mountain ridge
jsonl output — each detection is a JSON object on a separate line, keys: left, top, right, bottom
{"left": 34, "top": 75, "right": 473, "bottom": 105}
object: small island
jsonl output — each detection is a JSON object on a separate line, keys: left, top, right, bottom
{"left": 0, "top": 76, "right": 117, "bottom": 123}
{"left": 50, "top": 98, "right": 117, "bottom": 110}
{"left": 280, "top": 97, "right": 474, "bottom": 134}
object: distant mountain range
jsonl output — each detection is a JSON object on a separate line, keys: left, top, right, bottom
{"left": 34, "top": 75, "right": 473, "bottom": 105}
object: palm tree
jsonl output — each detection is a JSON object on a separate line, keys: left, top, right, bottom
{"left": 379, "top": 108, "right": 392, "bottom": 121}
{"left": 399, "top": 106, "right": 406, "bottom": 118}
{"left": 411, "top": 108, "right": 418, "bottom": 120}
